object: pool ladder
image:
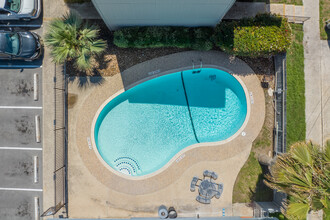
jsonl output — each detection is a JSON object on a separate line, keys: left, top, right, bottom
{"left": 192, "top": 59, "right": 203, "bottom": 74}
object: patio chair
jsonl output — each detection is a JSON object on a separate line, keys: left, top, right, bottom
{"left": 196, "top": 195, "right": 211, "bottom": 204}
{"left": 190, "top": 176, "right": 199, "bottom": 192}
{"left": 211, "top": 171, "right": 218, "bottom": 180}
{"left": 203, "top": 170, "right": 211, "bottom": 178}
{"left": 215, "top": 183, "right": 224, "bottom": 199}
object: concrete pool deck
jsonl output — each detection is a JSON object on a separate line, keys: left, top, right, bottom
{"left": 68, "top": 51, "right": 265, "bottom": 218}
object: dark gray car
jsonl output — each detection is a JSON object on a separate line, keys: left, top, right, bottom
{"left": 0, "top": 30, "right": 42, "bottom": 61}
{"left": 0, "top": 0, "right": 41, "bottom": 21}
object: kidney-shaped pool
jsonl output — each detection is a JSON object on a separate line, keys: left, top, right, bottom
{"left": 93, "top": 68, "right": 248, "bottom": 177}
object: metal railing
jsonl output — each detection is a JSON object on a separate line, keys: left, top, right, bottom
{"left": 272, "top": 53, "right": 287, "bottom": 208}
{"left": 274, "top": 54, "right": 287, "bottom": 155}
{"left": 41, "top": 64, "right": 68, "bottom": 217}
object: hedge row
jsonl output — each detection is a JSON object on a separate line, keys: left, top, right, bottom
{"left": 113, "top": 14, "right": 292, "bottom": 56}
{"left": 114, "top": 26, "right": 214, "bottom": 51}
{"left": 214, "top": 14, "right": 292, "bottom": 57}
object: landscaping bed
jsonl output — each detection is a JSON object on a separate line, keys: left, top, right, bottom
{"left": 233, "top": 23, "right": 305, "bottom": 203}
{"left": 66, "top": 19, "right": 279, "bottom": 77}
{"left": 233, "top": 78, "right": 275, "bottom": 203}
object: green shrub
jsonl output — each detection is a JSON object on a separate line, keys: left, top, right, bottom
{"left": 113, "top": 26, "right": 214, "bottom": 51}
{"left": 269, "top": 212, "right": 289, "bottom": 220}
{"left": 214, "top": 13, "right": 292, "bottom": 57}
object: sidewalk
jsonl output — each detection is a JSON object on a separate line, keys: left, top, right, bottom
{"left": 303, "top": 0, "right": 330, "bottom": 146}
{"left": 42, "top": 0, "right": 69, "bottom": 218}
{"left": 224, "top": 2, "right": 308, "bottom": 23}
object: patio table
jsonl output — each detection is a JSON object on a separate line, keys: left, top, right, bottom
{"left": 199, "top": 179, "right": 216, "bottom": 199}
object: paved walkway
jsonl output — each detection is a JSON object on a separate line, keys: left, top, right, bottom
{"left": 224, "top": 2, "right": 308, "bottom": 23}
{"left": 41, "top": 0, "right": 69, "bottom": 218}
{"left": 303, "top": 0, "right": 330, "bottom": 146}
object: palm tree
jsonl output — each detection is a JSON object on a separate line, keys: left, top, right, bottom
{"left": 264, "top": 141, "right": 330, "bottom": 220}
{"left": 45, "top": 12, "right": 107, "bottom": 71}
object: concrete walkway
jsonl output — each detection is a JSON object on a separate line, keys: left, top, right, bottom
{"left": 42, "top": 0, "right": 69, "bottom": 218}
{"left": 303, "top": 0, "right": 330, "bottom": 146}
{"left": 224, "top": 2, "right": 308, "bottom": 23}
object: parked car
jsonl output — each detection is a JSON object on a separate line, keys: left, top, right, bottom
{"left": 0, "top": 30, "right": 42, "bottom": 61}
{"left": 0, "top": 0, "right": 41, "bottom": 20}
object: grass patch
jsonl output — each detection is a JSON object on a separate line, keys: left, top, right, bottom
{"left": 286, "top": 24, "right": 305, "bottom": 147}
{"left": 320, "top": 0, "right": 330, "bottom": 39}
{"left": 269, "top": 0, "right": 303, "bottom": 4}
{"left": 233, "top": 152, "right": 263, "bottom": 203}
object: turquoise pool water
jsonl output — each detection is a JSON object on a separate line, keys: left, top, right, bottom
{"left": 94, "top": 68, "right": 247, "bottom": 176}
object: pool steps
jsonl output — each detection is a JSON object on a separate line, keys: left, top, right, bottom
{"left": 114, "top": 157, "right": 141, "bottom": 176}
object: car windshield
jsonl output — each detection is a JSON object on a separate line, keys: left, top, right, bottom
{"left": 4, "top": 33, "right": 20, "bottom": 55}
{"left": 4, "top": 0, "right": 21, "bottom": 13}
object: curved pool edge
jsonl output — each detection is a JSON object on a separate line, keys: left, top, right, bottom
{"left": 73, "top": 50, "right": 265, "bottom": 195}
{"left": 90, "top": 67, "right": 251, "bottom": 180}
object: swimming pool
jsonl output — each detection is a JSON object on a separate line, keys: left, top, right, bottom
{"left": 93, "top": 68, "right": 248, "bottom": 177}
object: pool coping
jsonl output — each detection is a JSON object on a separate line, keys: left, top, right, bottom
{"left": 73, "top": 50, "right": 265, "bottom": 195}
{"left": 90, "top": 66, "right": 251, "bottom": 180}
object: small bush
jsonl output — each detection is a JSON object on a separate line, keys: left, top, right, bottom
{"left": 214, "top": 13, "right": 291, "bottom": 57}
{"left": 269, "top": 212, "right": 288, "bottom": 220}
{"left": 113, "top": 26, "right": 214, "bottom": 51}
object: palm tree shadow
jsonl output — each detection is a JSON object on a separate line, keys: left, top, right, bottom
{"left": 324, "top": 26, "right": 330, "bottom": 47}
{"left": 66, "top": 59, "right": 105, "bottom": 88}
{"left": 68, "top": 76, "right": 104, "bottom": 88}
{"left": 249, "top": 164, "right": 273, "bottom": 202}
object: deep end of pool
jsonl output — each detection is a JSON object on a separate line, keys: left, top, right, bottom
{"left": 93, "top": 68, "right": 248, "bottom": 177}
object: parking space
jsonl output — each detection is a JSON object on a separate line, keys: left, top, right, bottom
{"left": 0, "top": 150, "right": 42, "bottom": 189}
{"left": 0, "top": 68, "right": 42, "bottom": 106}
{"left": 0, "top": 110, "right": 42, "bottom": 147}
{"left": 0, "top": 191, "right": 42, "bottom": 220}
{"left": 0, "top": 2, "right": 43, "bottom": 29}
{"left": 0, "top": 27, "right": 44, "bottom": 69}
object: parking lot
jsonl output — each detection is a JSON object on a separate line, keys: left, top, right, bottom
{"left": 0, "top": 66, "right": 43, "bottom": 219}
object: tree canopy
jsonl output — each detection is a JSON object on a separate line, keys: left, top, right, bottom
{"left": 265, "top": 141, "right": 330, "bottom": 220}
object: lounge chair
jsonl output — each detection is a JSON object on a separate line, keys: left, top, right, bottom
{"left": 196, "top": 195, "right": 211, "bottom": 204}
{"left": 211, "top": 172, "right": 218, "bottom": 180}
{"left": 203, "top": 170, "right": 211, "bottom": 178}
{"left": 190, "top": 176, "right": 199, "bottom": 192}
{"left": 214, "top": 183, "right": 224, "bottom": 199}
{"left": 203, "top": 170, "right": 218, "bottom": 180}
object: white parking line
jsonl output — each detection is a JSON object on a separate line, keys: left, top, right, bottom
{"left": 0, "top": 187, "right": 42, "bottom": 192}
{"left": 0, "top": 106, "right": 42, "bottom": 109}
{"left": 34, "top": 197, "right": 40, "bottom": 220}
{"left": 0, "top": 147, "right": 42, "bottom": 151}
